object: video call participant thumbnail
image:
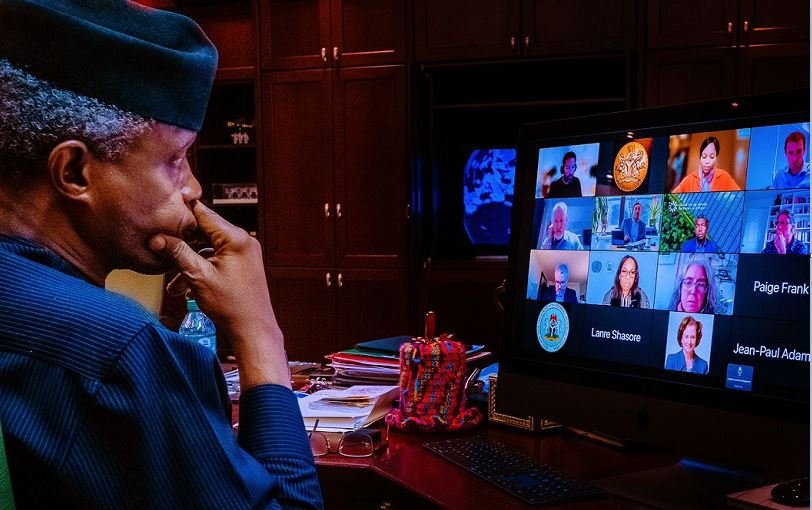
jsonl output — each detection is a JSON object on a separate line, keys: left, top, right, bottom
{"left": 727, "top": 315, "right": 810, "bottom": 397}
{"left": 672, "top": 136, "right": 741, "bottom": 193}
{"left": 746, "top": 122, "right": 810, "bottom": 190}
{"left": 586, "top": 251, "right": 657, "bottom": 309}
{"left": 578, "top": 305, "right": 655, "bottom": 368}
{"left": 762, "top": 209, "right": 809, "bottom": 255}
{"left": 596, "top": 195, "right": 661, "bottom": 251}
{"left": 540, "top": 263, "right": 578, "bottom": 303}
{"left": 527, "top": 249, "right": 589, "bottom": 302}
{"left": 622, "top": 202, "right": 646, "bottom": 243}
{"left": 732, "top": 254, "right": 809, "bottom": 322}
{"left": 601, "top": 255, "right": 651, "bottom": 308}
{"left": 536, "top": 143, "right": 599, "bottom": 198}
{"left": 681, "top": 214, "right": 719, "bottom": 253}
{"left": 655, "top": 254, "right": 737, "bottom": 315}
{"left": 659, "top": 192, "right": 743, "bottom": 253}
{"left": 772, "top": 131, "right": 810, "bottom": 190}
{"left": 664, "top": 314, "right": 713, "bottom": 375}
{"left": 669, "top": 257, "right": 719, "bottom": 313}
{"left": 538, "top": 201, "right": 585, "bottom": 250}
{"left": 547, "top": 151, "right": 582, "bottom": 198}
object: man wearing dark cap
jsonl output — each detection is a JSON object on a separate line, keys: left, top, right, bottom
{"left": 0, "top": 1, "right": 322, "bottom": 508}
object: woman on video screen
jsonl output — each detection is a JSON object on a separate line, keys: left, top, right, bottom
{"left": 672, "top": 136, "right": 740, "bottom": 192}
{"left": 664, "top": 316, "right": 709, "bottom": 374}
{"left": 601, "top": 255, "right": 650, "bottom": 308}
{"left": 668, "top": 257, "right": 719, "bottom": 314}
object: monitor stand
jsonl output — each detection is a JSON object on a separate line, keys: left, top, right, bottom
{"left": 594, "top": 458, "right": 764, "bottom": 510}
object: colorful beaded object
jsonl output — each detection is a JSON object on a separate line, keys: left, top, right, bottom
{"left": 385, "top": 333, "right": 482, "bottom": 432}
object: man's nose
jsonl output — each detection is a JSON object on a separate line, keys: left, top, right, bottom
{"left": 183, "top": 172, "right": 203, "bottom": 203}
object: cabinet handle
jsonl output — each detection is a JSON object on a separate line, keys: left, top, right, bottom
{"left": 321, "top": 47, "right": 328, "bottom": 63}
{"left": 325, "top": 272, "right": 332, "bottom": 288}
{"left": 324, "top": 203, "right": 331, "bottom": 218}
{"left": 742, "top": 20, "right": 749, "bottom": 32}
{"left": 337, "top": 273, "right": 343, "bottom": 288}
{"left": 333, "top": 46, "right": 340, "bottom": 62}
{"left": 336, "top": 203, "right": 342, "bottom": 218}
{"left": 509, "top": 36, "right": 517, "bottom": 51}
{"left": 727, "top": 21, "right": 733, "bottom": 34}
{"left": 523, "top": 35, "right": 531, "bottom": 50}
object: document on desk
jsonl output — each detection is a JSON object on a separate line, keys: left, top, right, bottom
{"left": 299, "top": 385, "right": 399, "bottom": 432}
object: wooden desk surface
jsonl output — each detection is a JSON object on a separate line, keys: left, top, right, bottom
{"left": 342, "top": 425, "right": 681, "bottom": 509}
{"left": 233, "top": 395, "right": 751, "bottom": 509}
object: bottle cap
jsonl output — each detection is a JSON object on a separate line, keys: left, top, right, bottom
{"left": 186, "top": 299, "right": 200, "bottom": 312}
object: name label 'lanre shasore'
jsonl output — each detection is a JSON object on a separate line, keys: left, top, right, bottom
{"left": 591, "top": 328, "right": 642, "bottom": 343}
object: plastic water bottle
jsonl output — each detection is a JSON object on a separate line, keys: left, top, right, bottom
{"left": 178, "top": 299, "right": 217, "bottom": 355}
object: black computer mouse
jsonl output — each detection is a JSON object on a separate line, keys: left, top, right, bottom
{"left": 770, "top": 477, "right": 809, "bottom": 507}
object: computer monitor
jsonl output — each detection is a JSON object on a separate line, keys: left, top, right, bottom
{"left": 498, "top": 90, "right": 810, "bottom": 506}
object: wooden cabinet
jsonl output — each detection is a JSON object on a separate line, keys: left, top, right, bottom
{"left": 643, "top": 0, "right": 809, "bottom": 106}
{"left": 258, "top": 0, "right": 406, "bottom": 70}
{"left": 258, "top": 17, "right": 410, "bottom": 358}
{"left": 261, "top": 65, "right": 408, "bottom": 269}
{"left": 646, "top": 0, "right": 737, "bottom": 49}
{"left": 415, "top": 0, "right": 635, "bottom": 62}
{"left": 269, "top": 267, "right": 410, "bottom": 361}
{"left": 740, "top": 42, "right": 810, "bottom": 97}
{"left": 646, "top": 0, "right": 809, "bottom": 49}
{"left": 523, "top": 0, "right": 636, "bottom": 57}
{"left": 643, "top": 47, "right": 737, "bottom": 106}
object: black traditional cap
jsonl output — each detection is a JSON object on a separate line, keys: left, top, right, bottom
{"left": 0, "top": 0, "right": 218, "bottom": 131}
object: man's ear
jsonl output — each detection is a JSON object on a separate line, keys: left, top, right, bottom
{"left": 47, "top": 140, "right": 94, "bottom": 200}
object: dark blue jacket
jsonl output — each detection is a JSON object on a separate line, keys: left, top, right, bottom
{"left": 0, "top": 235, "right": 322, "bottom": 509}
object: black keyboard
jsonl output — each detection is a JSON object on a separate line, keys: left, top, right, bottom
{"left": 423, "top": 437, "right": 604, "bottom": 506}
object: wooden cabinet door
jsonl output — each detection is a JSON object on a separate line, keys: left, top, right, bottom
{"left": 268, "top": 267, "right": 337, "bottom": 362}
{"left": 258, "top": 0, "right": 331, "bottom": 70}
{"left": 740, "top": 42, "right": 810, "bottom": 96}
{"left": 261, "top": 70, "right": 335, "bottom": 267}
{"left": 333, "top": 66, "right": 408, "bottom": 269}
{"left": 643, "top": 47, "right": 736, "bottom": 107}
{"left": 739, "top": 0, "right": 810, "bottom": 45}
{"left": 523, "top": 0, "right": 635, "bottom": 56}
{"left": 414, "top": 0, "right": 521, "bottom": 62}
{"left": 331, "top": 0, "right": 406, "bottom": 67}
{"left": 646, "top": 0, "right": 738, "bottom": 49}
{"left": 335, "top": 269, "right": 410, "bottom": 346}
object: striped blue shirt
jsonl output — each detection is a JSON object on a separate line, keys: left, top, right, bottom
{"left": 0, "top": 235, "right": 323, "bottom": 509}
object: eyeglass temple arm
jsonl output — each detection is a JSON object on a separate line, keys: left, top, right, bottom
{"left": 309, "top": 418, "right": 320, "bottom": 438}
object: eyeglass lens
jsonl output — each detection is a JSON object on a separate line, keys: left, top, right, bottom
{"left": 309, "top": 432, "right": 330, "bottom": 457}
{"left": 338, "top": 431, "right": 375, "bottom": 458}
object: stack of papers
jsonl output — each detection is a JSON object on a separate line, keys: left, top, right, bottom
{"left": 326, "top": 335, "right": 491, "bottom": 386}
{"left": 299, "top": 385, "right": 400, "bottom": 432}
